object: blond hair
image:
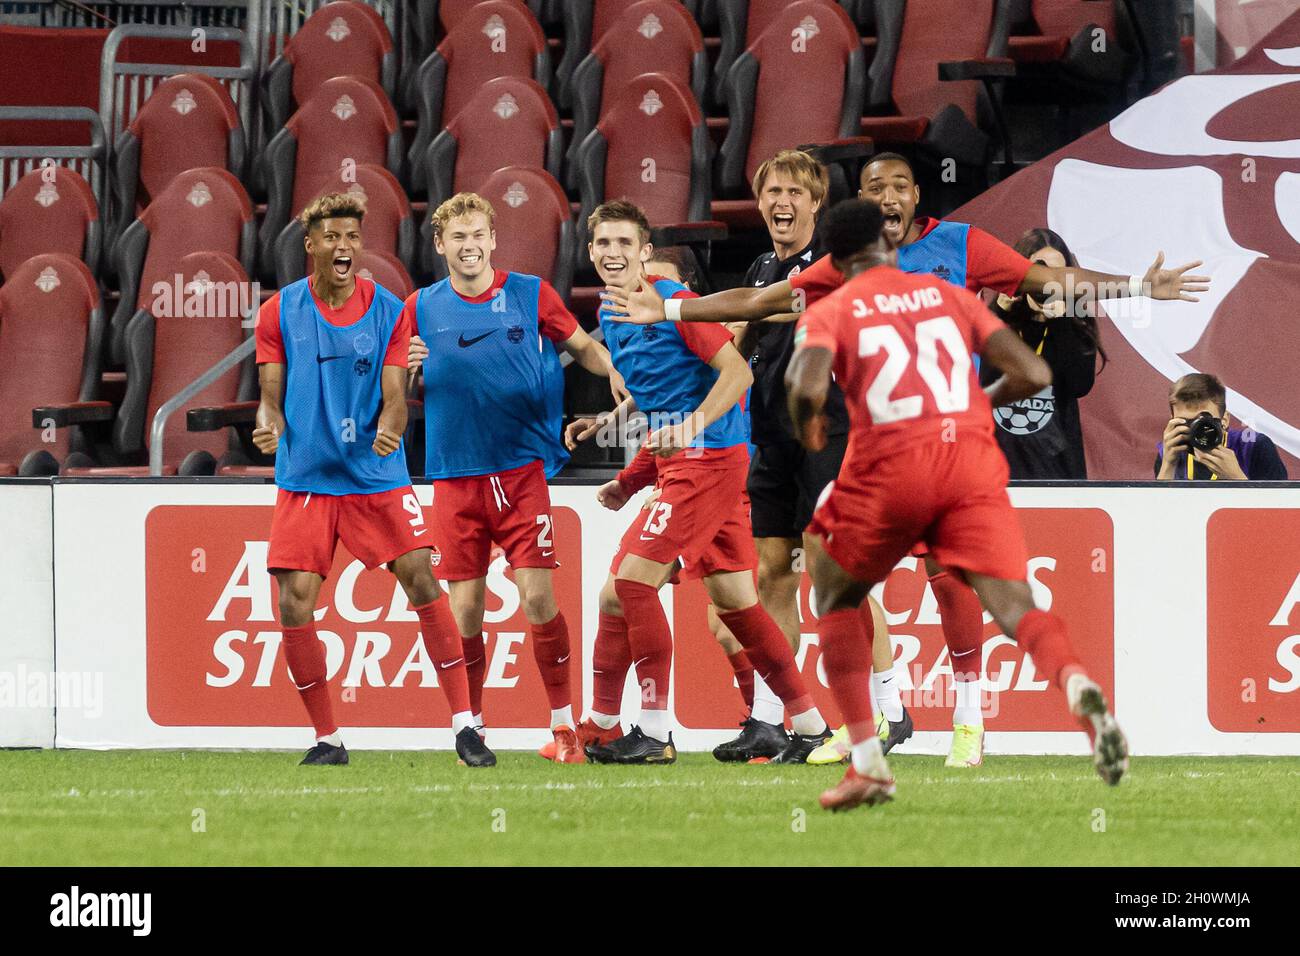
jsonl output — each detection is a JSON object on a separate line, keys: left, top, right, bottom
{"left": 750, "top": 149, "right": 828, "bottom": 206}
{"left": 298, "top": 192, "right": 366, "bottom": 232}
{"left": 431, "top": 192, "right": 496, "bottom": 237}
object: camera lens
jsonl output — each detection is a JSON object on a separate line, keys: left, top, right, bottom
{"left": 1188, "top": 412, "right": 1224, "bottom": 451}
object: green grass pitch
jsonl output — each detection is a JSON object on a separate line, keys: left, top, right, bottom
{"left": 2, "top": 751, "right": 1297, "bottom": 866}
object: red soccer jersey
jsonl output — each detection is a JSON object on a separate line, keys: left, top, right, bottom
{"left": 795, "top": 266, "right": 1008, "bottom": 461}
{"left": 789, "top": 216, "right": 1032, "bottom": 305}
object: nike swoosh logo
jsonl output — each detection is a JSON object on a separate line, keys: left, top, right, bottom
{"left": 541, "top": 550, "right": 554, "bottom": 557}
{"left": 458, "top": 331, "right": 495, "bottom": 348}
{"left": 413, "top": 529, "right": 427, "bottom": 536}
{"left": 618, "top": 333, "right": 634, "bottom": 349}
{"left": 557, "top": 654, "right": 570, "bottom": 664}
{"left": 316, "top": 355, "right": 344, "bottom": 363}
{"left": 639, "top": 534, "right": 656, "bottom": 541}
{"left": 439, "top": 658, "right": 463, "bottom": 669}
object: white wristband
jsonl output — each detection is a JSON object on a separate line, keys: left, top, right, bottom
{"left": 1128, "top": 274, "right": 1144, "bottom": 298}
{"left": 663, "top": 297, "right": 683, "bottom": 322}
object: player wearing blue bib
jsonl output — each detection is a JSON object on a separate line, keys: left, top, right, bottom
{"left": 567, "top": 200, "right": 828, "bottom": 766}
{"left": 253, "top": 193, "right": 488, "bottom": 768}
{"left": 403, "top": 192, "right": 623, "bottom": 765}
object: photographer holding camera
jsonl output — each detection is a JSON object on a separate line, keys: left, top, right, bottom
{"left": 1155, "top": 374, "right": 1288, "bottom": 480}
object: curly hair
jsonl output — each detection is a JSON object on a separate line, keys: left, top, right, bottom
{"left": 298, "top": 192, "right": 366, "bottom": 232}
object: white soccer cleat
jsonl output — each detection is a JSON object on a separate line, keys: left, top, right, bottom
{"left": 1067, "top": 673, "right": 1129, "bottom": 786}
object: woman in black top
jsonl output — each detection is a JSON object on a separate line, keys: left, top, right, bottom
{"left": 980, "top": 228, "right": 1107, "bottom": 479}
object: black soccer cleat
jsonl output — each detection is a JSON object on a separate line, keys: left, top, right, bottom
{"left": 455, "top": 726, "right": 497, "bottom": 767}
{"left": 770, "top": 726, "right": 833, "bottom": 764}
{"left": 300, "top": 741, "right": 349, "bottom": 766}
{"left": 588, "top": 726, "right": 677, "bottom": 765}
{"left": 712, "top": 717, "right": 789, "bottom": 763}
{"left": 882, "top": 706, "right": 914, "bottom": 755}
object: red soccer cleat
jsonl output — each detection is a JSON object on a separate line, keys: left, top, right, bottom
{"left": 819, "top": 766, "right": 897, "bottom": 812}
{"left": 550, "top": 725, "right": 584, "bottom": 764}
{"left": 576, "top": 718, "right": 622, "bottom": 762}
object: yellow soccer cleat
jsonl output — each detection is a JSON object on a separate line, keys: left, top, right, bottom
{"left": 945, "top": 724, "right": 985, "bottom": 767}
{"left": 807, "top": 723, "right": 853, "bottom": 765}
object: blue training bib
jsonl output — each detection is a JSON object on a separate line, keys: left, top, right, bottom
{"left": 599, "top": 277, "right": 749, "bottom": 449}
{"left": 416, "top": 272, "right": 569, "bottom": 479}
{"left": 275, "top": 278, "right": 411, "bottom": 494}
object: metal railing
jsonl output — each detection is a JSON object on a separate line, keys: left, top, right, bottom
{"left": 98, "top": 22, "right": 256, "bottom": 146}
{"left": 148, "top": 335, "right": 252, "bottom": 476}
{"left": 0, "top": 107, "right": 107, "bottom": 207}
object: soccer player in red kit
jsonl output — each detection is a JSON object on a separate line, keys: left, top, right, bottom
{"left": 403, "top": 192, "right": 623, "bottom": 764}
{"left": 606, "top": 151, "right": 1204, "bottom": 768}
{"left": 253, "top": 194, "right": 484, "bottom": 767}
{"left": 784, "top": 200, "right": 1129, "bottom": 810}
{"left": 578, "top": 200, "right": 829, "bottom": 764}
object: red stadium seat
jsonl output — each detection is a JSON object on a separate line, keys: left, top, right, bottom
{"left": 355, "top": 249, "right": 415, "bottom": 299}
{"left": 429, "top": 0, "right": 548, "bottom": 33}
{"left": 259, "top": 75, "right": 403, "bottom": 279}
{"left": 111, "top": 73, "right": 246, "bottom": 248}
{"left": 272, "top": 163, "right": 416, "bottom": 287}
{"left": 556, "top": 0, "right": 704, "bottom": 108}
{"left": 575, "top": 72, "right": 713, "bottom": 235}
{"left": 66, "top": 251, "right": 253, "bottom": 476}
{"left": 1003, "top": 0, "right": 1137, "bottom": 109}
{"left": 112, "top": 167, "right": 256, "bottom": 363}
{"left": 859, "top": 0, "right": 1012, "bottom": 176}
{"left": 0, "top": 253, "right": 106, "bottom": 476}
{"left": 568, "top": 0, "right": 708, "bottom": 189}
{"left": 262, "top": 1, "right": 398, "bottom": 137}
{"left": 421, "top": 165, "right": 575, "bottom": 300}
{"left": 0, "top": 166, "right": 100, "bottom": 283}
{"left": 420, "top": 76, "right": 563, "bottom": 208}
{"left": 408, "top": 0, "right": 551, "bottom": 192}
{"left": 714, "top": 0, "right": 863, "bottom": 106}
{"left": 716, "top": 0, "right": 866, "bottom": 196}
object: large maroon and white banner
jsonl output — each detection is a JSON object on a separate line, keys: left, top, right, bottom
{"left": 953, "top": 8, "right": 1300, "bottom": 480}
{"left": 31, "top": 480, "right": 1300, "bottom": 756}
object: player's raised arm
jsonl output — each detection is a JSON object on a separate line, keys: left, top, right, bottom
{"left": 373, "top": 365, "right": 407, "bottom": 457}
{"left": 253, "top": 363, "right": 286, "bottom": 455}
{"left": 1022, "top": 251, "right": 1211, "bottom": 304}
{"left": 981, "top": 327, "right": 1053, "bottom": 409}
{"left": 645, "top": 342, "right": 753, "bottom": 457}
{"left": 602, "top": 275, "right": 798, "bottom": 325}
{"left": 784, "top": 345, "right": 833, "bottom": 453}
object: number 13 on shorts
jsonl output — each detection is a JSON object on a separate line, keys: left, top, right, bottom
{"left": 642, "top": 500, "right": 672, "bottom": 538}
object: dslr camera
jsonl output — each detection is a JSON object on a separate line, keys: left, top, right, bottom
{"left": 1185, "top": 411, "right": 1225, "bottom": 451}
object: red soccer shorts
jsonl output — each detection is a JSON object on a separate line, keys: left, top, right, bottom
{"left": 808, "top": 435, "right": 1028, "bottom": 584}
{"left": 267, "top": 485, "right": 429, "bottom": 578}
{"left": 612, "top": 444, "right": 757, "bottom": 581}
{"left": 431, "top": 459, "right": 559, "bottom": 580}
